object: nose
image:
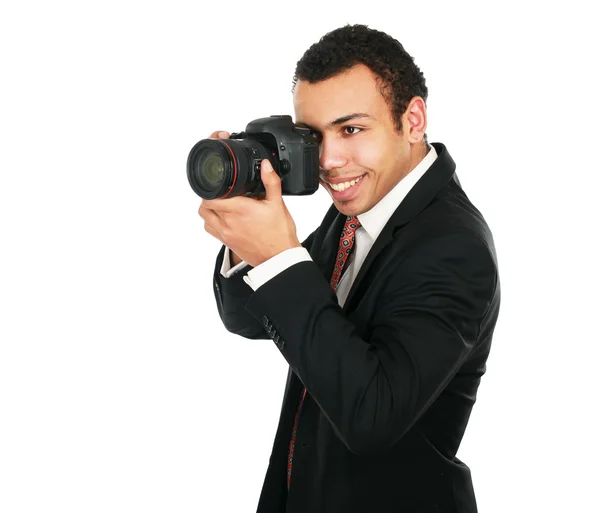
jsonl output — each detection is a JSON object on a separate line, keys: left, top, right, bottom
{"left": 319, "top": 136, "right": 348, "bottom": 172}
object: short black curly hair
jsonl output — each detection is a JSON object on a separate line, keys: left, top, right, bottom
{"left": 292, "top": 24, "right": 428, "bottom": 142}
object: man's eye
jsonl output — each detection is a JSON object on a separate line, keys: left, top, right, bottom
{"left": 343, "top": 126, "right": 362, "bottom": 135}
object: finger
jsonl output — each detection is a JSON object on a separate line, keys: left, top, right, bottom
{"left": 198, "top": 201, "right": 212, "bottom": 217}
{"left": 208, "top": 130, "right": 231, "bottom": 139}
{"left": 198, "top": 204, "right": 222, "bottom": 228}
{"left": 204, "top": 221, "right": 223, "bottom": 243}
{"left": 202, "top": 199, "right": 232, "bottom": 213}
{"left": 261, "top": 159, "right": 282, "bottom": 202}
{"left": 203, "top": 196, "right": 251, "bottom": 214}
{"left": 199, "top": 206, "right": 225, "bottom": 239}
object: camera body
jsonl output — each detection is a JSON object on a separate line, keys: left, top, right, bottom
{"left": 187, "top": 115, "right": 321, "bottom": 199}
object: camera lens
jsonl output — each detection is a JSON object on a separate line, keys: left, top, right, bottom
{"left": 194, "top": 148, "right": 226, "bottom": 193}
{"left": 187, "top": 137, "right": 272, "bottom": 199}
{"left": 187, "top": 141, "right": 233, "bottom": 199}
{"left": 204, "top": 154, "right": 225, "bottom": 183}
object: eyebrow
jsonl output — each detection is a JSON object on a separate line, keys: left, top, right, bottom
{"left": 297, "top": 112, "right": 374, "bottom": 130}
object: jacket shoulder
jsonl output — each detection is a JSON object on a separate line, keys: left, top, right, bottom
{"left": 406, "top": 176, "right": 498, "bottom": 264}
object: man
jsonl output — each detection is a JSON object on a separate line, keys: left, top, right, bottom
{"left": 199, "top": 24, "right": 500, "bottom": 513}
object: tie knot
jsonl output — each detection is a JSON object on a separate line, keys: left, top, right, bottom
{"left": 344, "top": 215, "right": 361, "bottom": 234}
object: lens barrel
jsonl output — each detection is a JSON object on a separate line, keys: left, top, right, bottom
{"left": 187, "top": 138, "right": 271, "bottom": 199}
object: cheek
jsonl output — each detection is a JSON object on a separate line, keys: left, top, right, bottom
{"left": 350, "top": 139, "right": 383, "bottom": 171}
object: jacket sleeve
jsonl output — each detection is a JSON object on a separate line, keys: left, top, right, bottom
{"left": 212, "top": 229, "right": 318, "bottom": 339}
{"left": 242, "top": 230, "right": 499, "bottom": 455}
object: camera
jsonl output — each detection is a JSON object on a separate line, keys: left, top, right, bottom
{"left": 187, "top": 115, "right": 321, "bottom": 199}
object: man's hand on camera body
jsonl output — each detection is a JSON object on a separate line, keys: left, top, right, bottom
{"left": 198, "top": 130, "right": 301, "bottom": 268}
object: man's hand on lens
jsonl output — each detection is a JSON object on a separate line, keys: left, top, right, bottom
{"left": 198, "top": 130, "right": 302, "bottom": 268}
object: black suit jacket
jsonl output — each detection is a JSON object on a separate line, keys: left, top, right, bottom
{"left": 212, "top": 143, "right": 500, "bottom": 513}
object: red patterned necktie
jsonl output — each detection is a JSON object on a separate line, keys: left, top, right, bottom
{"left": 286, "top": 215, "right": 361, "bottom": 490}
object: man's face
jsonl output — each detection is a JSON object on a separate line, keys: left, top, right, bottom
{"left": 293, "top": 64, "right": 424, "bottom": 217}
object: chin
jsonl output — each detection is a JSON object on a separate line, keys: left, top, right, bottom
{"left": 333, "top": 200, "right": 362, "bottom": 218}
{"left": 322, "top": 175, "right": 370, "bottom": 217}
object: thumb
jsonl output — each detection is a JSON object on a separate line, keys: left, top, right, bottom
{"left": 261, "top": 159, "right": 282, "bottom": 201}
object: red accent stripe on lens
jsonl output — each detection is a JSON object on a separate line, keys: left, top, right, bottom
{"left": 220, "top": 141, "right": 237, "bottom": 198}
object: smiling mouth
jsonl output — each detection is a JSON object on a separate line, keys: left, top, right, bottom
{"left": 323, "top": 174, "right": 366, "bottom": 192}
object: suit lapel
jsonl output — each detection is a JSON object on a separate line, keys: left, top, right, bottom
{"left": 309, "top": 143, "right": 458, "bottom": 313}
{"left": 342, "top": 142, "right": 457, "bottom": 312}
{"left": 309, "top": 206, "right": 346, "bottom": 282}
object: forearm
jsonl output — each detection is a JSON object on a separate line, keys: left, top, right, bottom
{"left": 213, "top": 245, "right": 269, "bottom": 339}
{"left": 214, "top": 231, "right": 318, "bottom": 338}
{"left": 245, "top": 261, "right": 410, "bottom": 453}
{"left": 243, "top": 235, "right": 497, "bottom": 455}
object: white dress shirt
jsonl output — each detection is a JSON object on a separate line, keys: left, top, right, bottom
{"left": 220, "top": 145, "right": 438, "bottom": 308}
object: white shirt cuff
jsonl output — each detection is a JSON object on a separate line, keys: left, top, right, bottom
{"left": 243, "top": 247, "right": 312, "bottom": 291}
{"left": 220, "top": 246, "right": 249, "bottom": 277}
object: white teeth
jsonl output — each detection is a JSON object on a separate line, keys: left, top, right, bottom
{"left": 329, "top": 175, "right": 364, "bottom": 192}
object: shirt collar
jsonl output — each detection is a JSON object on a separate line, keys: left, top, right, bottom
{"left": 357, "top": 144, "right": 438, "bottom": 241}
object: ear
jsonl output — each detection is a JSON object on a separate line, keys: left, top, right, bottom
{"left": 405, "top": 96, "right": 427, "bottom": 143}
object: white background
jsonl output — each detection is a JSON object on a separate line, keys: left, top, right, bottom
{"left": 1, "top": 1, "right": 598, "bottom": 511}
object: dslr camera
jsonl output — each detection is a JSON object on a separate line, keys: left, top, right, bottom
{"left": 187, "top": 115, "right": 321, "bottom": 199}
